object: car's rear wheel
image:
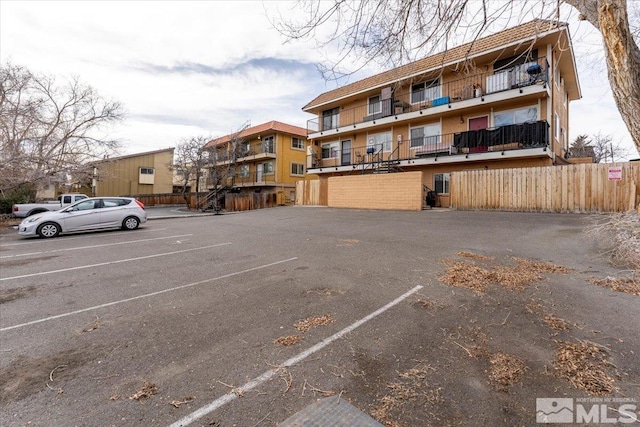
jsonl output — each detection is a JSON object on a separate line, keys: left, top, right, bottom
{"left": 122, "top": 216, "right": 140, "bottom": 230}
{"left": 37, "top": 222, "right": 60, "bottom": 238}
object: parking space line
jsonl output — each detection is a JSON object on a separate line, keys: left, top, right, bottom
{"left": 0, "top": 257, "right": 298, "bottom": 332}
{"left": 0, "top": 242, "right": 231, "bottom": 282}
{"left": 0, "top": 228, "right": 168, "bottom": 247}
{"left": 168, "top": 285, "right": 423, "bottom": 427}
{"left": 0, "top": 234, "right": 194, "bottom": 259}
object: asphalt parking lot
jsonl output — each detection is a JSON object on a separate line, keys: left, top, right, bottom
{"left": 1, "top": 206, "right": 638, "bottom": 426}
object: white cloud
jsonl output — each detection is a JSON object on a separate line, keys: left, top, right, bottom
{"left": 1, "top": 1, "right": 636, "bottom": 159}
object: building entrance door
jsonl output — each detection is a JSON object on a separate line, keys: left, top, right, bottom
{"left": 469, "top": 116, "right": 489, "bottom": 131}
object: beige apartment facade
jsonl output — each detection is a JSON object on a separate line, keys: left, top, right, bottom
{"left": 303, "top": 19, "right": 581, "bottom": 209}
{"left": 204, "top": 121, "right": 310, "bottom": 203}
{"left": 89, "top": 148, "right": 174, "bottom": 197}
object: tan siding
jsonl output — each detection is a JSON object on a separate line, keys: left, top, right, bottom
{"left": 95, "top": 150, "right": 173, "bottom": 196}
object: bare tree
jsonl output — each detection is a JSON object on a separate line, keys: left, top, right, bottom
{"left": 173, "top": 136, "right": 210, "bottom": 209}
{"left": 570, "top": 132, "right": 631, "bottom": 162}
{"left": 204, "top": 130, "right": 246, "bottom": 213}
{"left": 0, "top": 63, "right": 124, "bottom": 198}
{"left": 274, "top": 0, "right": 640, "bottom": 152}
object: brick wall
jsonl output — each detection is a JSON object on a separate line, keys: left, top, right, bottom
{"left": 327, "top": 172, "right": 423, "bottom": 210}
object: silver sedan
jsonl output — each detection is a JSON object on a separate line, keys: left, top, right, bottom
{"left": 18, "top": 197, "right": 147, "bottom": 238}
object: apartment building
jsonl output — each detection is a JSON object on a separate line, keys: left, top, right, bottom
{"left": 88, "top": 148, "right": 175, "bottom": 197}
{"left": 303, "top": 19, "right": 580, "bottom": 208}
{"left": 204, "top": 121, "right": 309, "bottom": 202}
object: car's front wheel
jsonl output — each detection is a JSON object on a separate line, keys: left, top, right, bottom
{"left": 122, "top": 216, "right": 140, "bottom": 230}
{"left": 37, "top": 222, "right": 61, "bottom": 238}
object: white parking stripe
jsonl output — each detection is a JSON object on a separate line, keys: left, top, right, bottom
{"left": 0, "top": 234, "right": 194, "bottom": 259}
{"left": 168, "top": 285, "right": 423, "bottom": 427}
{"left": 0, "top": 242, "right": 231, "bottom": 282}
{"left": 0, "top": 257, "right": 298, "bottom": 332}
{"left": 0, "top": 228, "right": 168, "bottom": 247}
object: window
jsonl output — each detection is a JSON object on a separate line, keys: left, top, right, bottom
{"left": 434, "top": 173, "right": 450, "bottom": 194}
{"left": 263, "top": 161, "right": 274, "bottom": 174}
{"left": 411, "top": 79, "right": 440, "bottom": 104}
{"left": 368, "top": 95, "right": 381, "bottom": 114}
{"left": 239, "top": 164, "right": 249, "bottom": 178}
{"left": 555, "top": 113, "right": 560, "bottom": 141}
{"left": 410, "top": 123, "right": 440, "bottom": 148}
{"left": 367, "top": 131, "right": 392, "bottom": 152}
{"left": 563, "top": 90, "right": 568, "bottom": 107}
{"left": 321, "top": 142, "right": 339, "bottom": 159}
{"left": 291, "top": 163, "right": 304, "bottom": 176}
{"left": 139, "top": 167, "right": 155, "bottom": 184}
{"left": 72, "top": 200, "right": 99, "bottom": 211}
{"left": 493, "top": 50, "right": 538, "bottom": 72}
{"left": 262, "top": 135, "right": 275, "bottom": 153}
{"left": 493, "top": 106, "right": 538, "bottom": 127}
{"left": 103, "top": 198, "right": 129, "bottom": 207}
{"left": 291, "top": 137, "right": 305, "bottom": 150}
{"left": 240, "top": 141, "right": 250, "bottom": 154}
{"left": 322, "top": 108, "right": 340, "bottom": 131}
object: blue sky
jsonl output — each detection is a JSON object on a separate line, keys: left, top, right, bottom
{"left": 1, "top": 1, "right": 637, "bottom": 159}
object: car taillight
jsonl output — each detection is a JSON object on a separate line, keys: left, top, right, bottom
{"left": 135, "top": 200, "right": 145, "bottom": 209}
{"left": 13, "top": 205, "right": 18, "bottom": 212}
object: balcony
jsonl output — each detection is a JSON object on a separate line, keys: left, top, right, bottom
{"left": 307, "top": 58, "right": 549, "bottom": 136}
{"left": 308, "top": 121, "right": 549, "bottom": 171}
{"left": 217, "top": 171, "right": 277, "bottom": 188}
{"left": 214, "top": 144, "right": 277, "bottom": 165}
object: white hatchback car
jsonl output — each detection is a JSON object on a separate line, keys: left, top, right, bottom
{"left": 19, "top": 197, "right": 147, "bottom": 238}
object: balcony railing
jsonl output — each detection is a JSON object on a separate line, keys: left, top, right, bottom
{"left": 307, "top": 57, "right": 549, "bottom": 134}
{"left": 219, "top": 171, "right": 277, "bottom": 187}
{"left": 213, "top": 143, "right": 277, "bottom": 162}
{"left": 308, "top": 120, "right": 549, "bottom": 169}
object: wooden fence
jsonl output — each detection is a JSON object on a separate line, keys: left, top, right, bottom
{"left": 134, "top": 192, "right": 205, "bottom": 207}
{"left": 450, "top": 163, "right": 639, "bottom": 213}
{"left": 295, "top": 179, "right": 327, "bottom": 205}
{"left": 224, "top": 193, "right": 277, "bottom": 211}
{"left": 133, "top": 191, "right": 279, "bottom": 212}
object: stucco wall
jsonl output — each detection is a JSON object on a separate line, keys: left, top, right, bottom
{"left": 327, "top": 171, "right": 423, "bottom": 211}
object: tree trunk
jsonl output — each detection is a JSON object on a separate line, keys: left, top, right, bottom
{"left": 568, "top": 0, "right": 640, "bottom": 152}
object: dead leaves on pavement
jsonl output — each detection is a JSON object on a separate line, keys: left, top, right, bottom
{"left": 129, "top": 381, "right": 158, "bottom": 400}
{"left": 439, "top": 253, "right": 570, "bottom": 295}
{"left": 553, "top": 340, "right": 620, "bottom": 396}
{"left": 274, "top": 314, "right": 335, "bottom": 347}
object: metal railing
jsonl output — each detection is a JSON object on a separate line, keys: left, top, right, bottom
{"left": 213, "top": 143, "right": 277, "bottom": 162}
{"left": 307, "top": 57, "right": 549, "bottom": 134}
{"left": 308, "top": 121, "right": 549, "bottom": 170}
{"left": 224, "top": 171, "right": 277, "bottom": 186}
